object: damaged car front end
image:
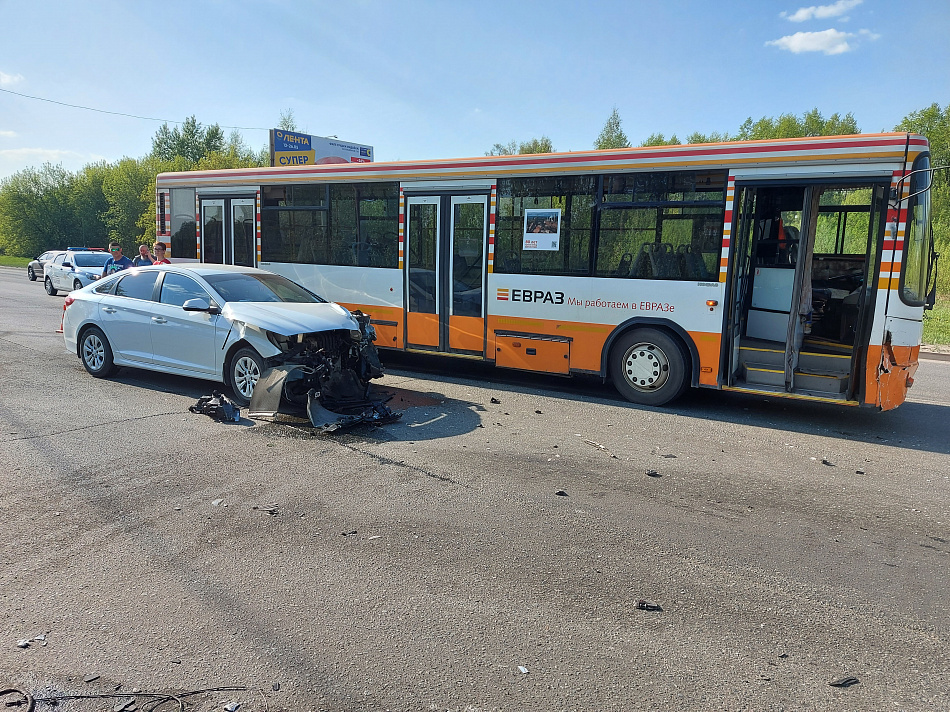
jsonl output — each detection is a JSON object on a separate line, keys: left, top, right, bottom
{"left": 245, "top": 310, "right": 401, "bottom": 432}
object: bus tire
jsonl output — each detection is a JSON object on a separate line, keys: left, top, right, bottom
{"left": 609, "top": 328, "right": 689, "bottom": 406}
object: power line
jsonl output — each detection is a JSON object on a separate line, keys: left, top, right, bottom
{"left": 0, "top": 86, "right": 269, "bottom": 131}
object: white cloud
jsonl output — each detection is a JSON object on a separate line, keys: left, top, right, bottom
{"left": 0, "top": 147, "right": 85, "bottom": 163}
{"left": 0, "top": 130, "right": 17, "bottom": 138}
{"left": 781, "top": 0, "right": 862, "bottom": 22}
{"left": 767, "top": 29, "right": 856, "bottom": 54}
{"left": 0, "top": 71, "right": 25, "bottom": 86}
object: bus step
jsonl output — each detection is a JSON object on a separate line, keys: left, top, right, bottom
{"left": 739, "top": 345, "right": 784, "bottom": 368}
{"left": 743, "top": 362, "right": 785, "bottom": 387}
{"left": 798, "top": 350, "right": 852, "bottom": 375}
{"left": 794, "top": 370, "right": 849, "bottom": 393}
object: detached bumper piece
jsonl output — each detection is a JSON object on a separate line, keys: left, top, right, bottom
{"left": 190, "top": 391, "right": 241, "bottom": 422}
{"left": 306, "top": 389, "right": 402, "bottom": 433}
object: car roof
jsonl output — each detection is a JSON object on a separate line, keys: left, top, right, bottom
{"left": 151, "top": 263, "right": 274, "bottom": 277}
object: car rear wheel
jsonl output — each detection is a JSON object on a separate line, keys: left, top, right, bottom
{"left": 80, "top": 326, "right": 117, "bottom": 377}
{"left": 28, "top": 266, "right": 36, "bottom": 281}
{"left": 44, "top": 277, "right": 58, "bottom": 296}
{"left": 228, "top": 347, "right": 263, "bottom": 406}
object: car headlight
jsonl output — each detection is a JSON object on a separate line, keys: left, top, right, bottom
{"left": 349, "top": 329, "right": 363, "bottom": 342}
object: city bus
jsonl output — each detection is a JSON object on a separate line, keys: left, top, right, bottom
{"left": 154, "top": 132, "right": 936, "bottom": 410}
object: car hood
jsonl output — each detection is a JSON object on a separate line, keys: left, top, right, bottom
{"left": 221, "top": 301, "right": 358, "bottom": 336}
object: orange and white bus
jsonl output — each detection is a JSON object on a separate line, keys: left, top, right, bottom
{"left": 155, "top": 132, "right": 936, "bottom": 409}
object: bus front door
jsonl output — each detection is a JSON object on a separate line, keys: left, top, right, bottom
{"left": 405, "top": 194, "right": 488, "bottom": 355}
{"left": 728, "top": 182, "right": 884, "bottom": 401}
{"left": 199, "top": 197, "right": 256, "bottom": 267}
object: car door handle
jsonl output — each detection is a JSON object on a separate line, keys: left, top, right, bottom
{"left": 103, "top": 307, "right": 117, "bottom": 314}
{"left": 151, "top": 317, "right": 167, "bottom": 324}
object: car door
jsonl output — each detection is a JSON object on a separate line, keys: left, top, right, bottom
{"left": 149, "top": 272, "right": 221, "bottom": 376}
{"left": 48, "top": 253, "right": 67, "bottom": 289}
{"left": 97, "top": 270, "right": 160, "bottom": 365}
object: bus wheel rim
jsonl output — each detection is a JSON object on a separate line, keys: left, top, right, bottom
{"left": 623, "top": 342, "right": 670, "bottom": 391}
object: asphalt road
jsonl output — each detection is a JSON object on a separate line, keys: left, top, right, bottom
{"left": 1, "top": 265, "right": 948, "bottom": 711}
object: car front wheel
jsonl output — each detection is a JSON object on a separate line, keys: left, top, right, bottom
{"left": 73, "top": 279, "right": 83, "bottom": 291}
{"left": 28, "top": 266, "right": 36, "bottom": 281}
{"left": 228, "top": 347, "right": 263, "bottom": 406}
{"left": 44, "top": 277, "right": 58, "bottom": 296}
{"left": 80, "top": 327, "right": 117, "bottom": 377}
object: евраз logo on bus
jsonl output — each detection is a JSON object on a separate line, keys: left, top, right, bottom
{"left": 497, "top": 288, "right": 565, "bottom": 305}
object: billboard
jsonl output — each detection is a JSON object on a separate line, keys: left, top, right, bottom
{"left": 270, "top": 130, "right": 373, "bottom": 166}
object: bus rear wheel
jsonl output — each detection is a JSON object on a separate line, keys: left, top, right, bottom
{"left": 610, "top": 328, "right": 688, "bottom": 406}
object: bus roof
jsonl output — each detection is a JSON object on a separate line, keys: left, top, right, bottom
{"left": 156, "top": 132, "right": 929, "bottom": 188}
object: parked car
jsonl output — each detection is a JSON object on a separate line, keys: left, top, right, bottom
{"left": 61, "top": 264, "right": 384, "bottom": 406}
{"left": 44, "top": 250, "right": 112, "bottom": 295}
{"left": 27, "top": 250, "right": 65, "bottom": 281}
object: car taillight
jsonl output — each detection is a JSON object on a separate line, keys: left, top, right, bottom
{"left": 64, "top": 296, "right": 75, "bottom": 307}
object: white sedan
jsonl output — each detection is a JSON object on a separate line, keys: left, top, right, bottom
{"left": 62, "top": 264, "right": 383, "bottom": 405}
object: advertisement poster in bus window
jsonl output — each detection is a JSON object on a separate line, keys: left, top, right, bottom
{"left": 523, "top": 209, "right": 561, "bottom": 251}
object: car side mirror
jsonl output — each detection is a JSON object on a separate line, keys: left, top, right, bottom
{"left": 63, "top": 262, "right": 72, "bottom": 269}
{"left": 182, "top": 298, "right": 221, "bottom": 315}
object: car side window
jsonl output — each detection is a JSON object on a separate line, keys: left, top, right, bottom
{"left": 160, "top": 273, "right": 211, "bottom": 307}
{"left": 52, "top": 254, "right": 66, "bottom": 266}
{"left": 114, "top": 271, "right": 160, "bottom": 301}
{"left": 93, "top": 279, "right": 117, "bottom": 295}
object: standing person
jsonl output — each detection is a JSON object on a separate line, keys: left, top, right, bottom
{"left": 133, "top": 244, "right": 154, "bottom": 267}
{"left": 151, "top": 242, "right": 171, "bottom": 265}
{"left": 102, "top": 242, "right": 134, "bottom": 277}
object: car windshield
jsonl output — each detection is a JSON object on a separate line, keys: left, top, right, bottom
{"left": 203, "top": 272, "right": 326, "bottom": 304}
{"left": 73, "top": 253, "right": 112, "bottom": 267}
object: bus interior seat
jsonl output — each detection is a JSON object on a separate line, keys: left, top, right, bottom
{"left": 628, "top": 243, "right": 653, "bottom": 278}
{"left": 648, "top": 242, "right": 680, "bottom": 279}
{"left": 678, "top": 244, "right": 713, "bottom": 280}
{"left": 615, "top": 252, "right": 633, "bottom": 276}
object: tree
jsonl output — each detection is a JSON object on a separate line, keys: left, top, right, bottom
{"left": 69, "top": 162, "right": 110, "bottom": 247}
{"left": 595, "top": 107, "right": 630, "bottom": 149}
{"left": 734, "top": 109, "right": 859, "bottom": 140}
{"left": 278, "top": 108, "right": 298, "bottom": 132}
{"left": 102, "top": 157, "right": 153, "bottom": 246}
{"left": 0, "top": 164, "right": 76, "bottom": 257}
{"left": 486, "top": 136, "right": 555, "bottom": 156}
{"left": 150, "top": 116, "right": 226, "bottom": 164}
{"left": 640, "top": 133, "right": 680, "bottom": 147}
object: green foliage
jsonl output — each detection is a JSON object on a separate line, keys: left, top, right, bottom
{"left": 151, "top": 116, "right": 226, "bottom": 163}
{"left": 922, "top": 294, "right": 950, "bottom": 344}
{"left": 640, "top": 133, "right": 680, "bottom": 147}
{"left": 0, "top": 164, "right": 76, "bottom": 257}
{"left": 486, "top": 136, "right": 555, "bottom": 156}
{"left": 278, "top": 108, "right": 298, "bottom": 132}
{"left": 595, "top": 108, "right": 630, "bottom": 149}
{"left": 734, "top": 108, "right": 859, "bottom": 140}
{"left": 0, "top": 255, "right": 30, "bottom": 267}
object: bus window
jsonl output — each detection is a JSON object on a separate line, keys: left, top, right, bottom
{"left": 902, "top": 155, "right": 932, "bottom": 306}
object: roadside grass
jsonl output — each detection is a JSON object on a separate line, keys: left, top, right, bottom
{"left": 923, "top": 294, "right": 950, "bottom": 345}
{"left": 0, "top": 256, "right": 30, "bottom": 268}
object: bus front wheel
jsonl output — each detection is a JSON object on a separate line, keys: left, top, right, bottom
{"left": 610, "top": 328, "right": 688, "bottom": 406}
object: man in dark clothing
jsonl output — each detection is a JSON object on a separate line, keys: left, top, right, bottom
{"left": 102, "top": 242, "right": 134, "bottom": 277}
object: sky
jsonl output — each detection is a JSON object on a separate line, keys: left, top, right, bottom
{"left": 0, "top": 0, "right": 948, "bottom": 182}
